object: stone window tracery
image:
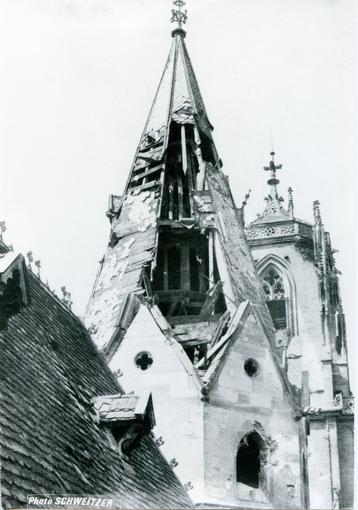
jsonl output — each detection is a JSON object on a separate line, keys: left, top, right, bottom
{"left": 135, "top": 352, "right": 153, "bottom": 371}
{"left": 262, "top": 268, "right": 285, "bottom": 300}
{"left": 256, "top": 256, "right": 298, "bottom": 341}
{"left": 261, "top": 266, "right": 287, "bottom": 330}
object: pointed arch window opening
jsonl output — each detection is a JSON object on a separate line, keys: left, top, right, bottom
{"left": 335, "top": 309, "right": 346, "bottom": 356}
{"left": 236, "top": 432, "right": 268, "bottom": 490}
{"left": 261, "top": 266, "right": 288, "bottom": 332}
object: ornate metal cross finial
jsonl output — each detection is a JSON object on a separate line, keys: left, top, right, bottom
{"left": 263, "top": 151, "right": 282, "bottom": 198}
{"left": 171, "top": 0, "right": 187, "bottom": 31}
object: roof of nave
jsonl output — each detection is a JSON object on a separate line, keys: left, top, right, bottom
{"left": 0, "top": 251, "right": 192, "bottom": 509}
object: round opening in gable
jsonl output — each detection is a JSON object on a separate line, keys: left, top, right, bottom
{"left": 134, "top": 351, "right": 153, "bottom": 371}
{"left": 244, "top": 358, "right": 259, "bottom": 377}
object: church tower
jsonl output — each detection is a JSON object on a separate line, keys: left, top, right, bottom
{"left": 85, "top": 3, "right": 353, "bottom": 508}
{"left": 246, "top": 153, "right": 354, "bottom": 509}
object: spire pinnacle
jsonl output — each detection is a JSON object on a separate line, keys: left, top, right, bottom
{"left": 288, "top": 187, "right": 294, "bottom": 216}
{"left": 171, "top": 0, "right": 187, "bottom": 38}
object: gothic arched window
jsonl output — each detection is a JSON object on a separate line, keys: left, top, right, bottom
{"left": 261, "top": 266, "right": 287, "bottom": 330}
{"left": 236, "top": 432, "right": 266, "bottom": 488}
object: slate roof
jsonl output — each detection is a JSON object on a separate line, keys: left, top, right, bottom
{"left": 205, "top": 164, "right": 274, "bottom": 336}
{"left": 0, "top": 258, "right": 192, "bottom": 509}
{"left": 85, "top": 190, "right": 159, "bottom": 352}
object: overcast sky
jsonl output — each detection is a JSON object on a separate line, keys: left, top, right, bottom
{"left": 0, "top": 0, "right": 356, "bottom": 361}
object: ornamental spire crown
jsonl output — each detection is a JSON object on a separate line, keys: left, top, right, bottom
{"left": 250, "top": 151, "right": 294, "bottom": 225}
{"left": 171, "top": 0, "right": 188, "bottom": 37}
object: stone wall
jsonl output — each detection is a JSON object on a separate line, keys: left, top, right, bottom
{"left": 204, "top": 312, "right": 302, "bottom": 508}
{"left": 251, "top": 243, "right": 336, "bottom": 405}
{"left": 108, "top": 304, "right": 205, "bottom": 502}
{"left": 337, "top": 419, "right": 354, "bottom": 509}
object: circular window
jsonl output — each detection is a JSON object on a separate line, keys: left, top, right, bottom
{"left": 134, "top": 351, "right": 153, "bottom": 371}
{"left": 244, "top": 358, "right": 259, "bottom": 377}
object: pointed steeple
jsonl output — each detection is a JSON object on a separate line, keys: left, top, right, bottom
{"left": 124, "top": 1, "right": 219, "bottom": 200}
{"left": 87, "top": 2, "right": 272, "bottom": 357}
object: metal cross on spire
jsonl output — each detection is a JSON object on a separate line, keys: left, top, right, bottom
{"left": 263, "top": 151, "right": 282, "bottom": 198}
{"left": 171, "top": 0, "right": 188, "bottom": 34}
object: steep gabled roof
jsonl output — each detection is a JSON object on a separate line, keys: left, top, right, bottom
{"left": 0, "top": 259, "right": 192, "bottom": 509}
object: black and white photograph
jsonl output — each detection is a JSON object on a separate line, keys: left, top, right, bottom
{"left": 0, "top": 0, "right": 355, "bottom": 508}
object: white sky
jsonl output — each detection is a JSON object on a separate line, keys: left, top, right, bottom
{"left": 0, "top": 0, "right": 356, "bottom": 365}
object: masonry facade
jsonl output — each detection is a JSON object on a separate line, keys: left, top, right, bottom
{"left": 85, "top": 18, "right": 354, "bottom": 510}
{"left": 246, "top": 157, "right": 354, "bottom": 508}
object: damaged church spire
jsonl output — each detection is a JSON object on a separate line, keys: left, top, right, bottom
{"left": 121, "top": 0, "right": 220, "bottom": 212}
{"left": 85, "top": 1, "right": 272, "bottom": 357}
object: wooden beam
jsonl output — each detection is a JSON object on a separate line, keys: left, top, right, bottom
{"left": 131, "top": 164, "right": 164, "bottom": 183}
{"left": 208, "top": 230, "right": 215, "bottom": 286}
{"left": 163, "top": 248, "right": 169, "bottom": 290}
{"left": 129, "top": 180, "right": 161, "bottom": 193}
{"left": 181, "top": 125, "right": 188, "bottom": 175}
{"left": 177, "top": 175, "right": 184, "bottom": 220}
{"left": 200, "top": 281, "right": 223, "bottom": 317}
{"left": 181, "top": 245, "right": 190, "bottom": 291}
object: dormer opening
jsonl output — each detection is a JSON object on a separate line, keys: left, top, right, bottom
{"left": 92, "top": 393, "right": 155, "bottom": 459}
